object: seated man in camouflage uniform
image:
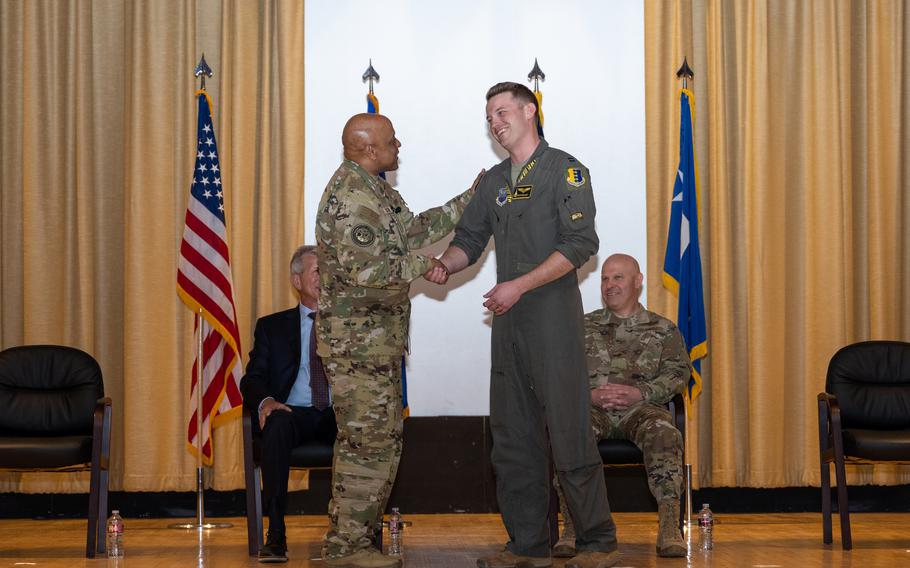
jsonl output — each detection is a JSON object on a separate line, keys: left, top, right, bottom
{"left": 554, "top": 253, "right": 689, "bottom": 559}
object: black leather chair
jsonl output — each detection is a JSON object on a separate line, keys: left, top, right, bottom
{"left": 242, "top": 406, "right": 334, "bottom": 556}
{"left": 548, "top": 392, "right": 687, "bottom": 543}
{"left": 0, "top": 345, "right": 112, "bottom": 558}
{"left": 817, "top": 340, "right": 910, "bottom": 550}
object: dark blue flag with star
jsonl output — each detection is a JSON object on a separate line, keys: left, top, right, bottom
{"left": 662, "top": 89, "right": 707, "bottom": 406}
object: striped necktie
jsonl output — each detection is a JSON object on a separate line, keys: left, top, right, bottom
{"left": 308, "top": 312, "right": 329, "bottom": 410}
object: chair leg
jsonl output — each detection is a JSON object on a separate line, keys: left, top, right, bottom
{"left": 833, "top": 456, "right": 852, "bottom": 550}
{"left": 547, "top": 467, "right": 559, "bottom": 546}
{"left": 245, "top": 466, "right": 263, "bottom": 556}
{"left": 820, "top": 460, "right": 832, "bottom": 544}
{"left": 98, "top": 468, "right": 109, "bottom": 555}
{"left": 86, "top": 461, "right": 101, "bottom": 558}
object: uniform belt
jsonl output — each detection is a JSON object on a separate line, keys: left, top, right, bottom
{"left": 335, "top": 288, "right": 409, "bottom": 310}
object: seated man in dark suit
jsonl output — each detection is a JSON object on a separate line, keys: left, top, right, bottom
{"left": 240, "top": 245, "right": 337, "bottom": 563}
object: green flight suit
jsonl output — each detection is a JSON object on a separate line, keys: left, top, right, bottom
{"left": 451, "top": 140, "right": 617, "bottom": 557}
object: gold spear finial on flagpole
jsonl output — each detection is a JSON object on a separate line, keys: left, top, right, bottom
{"left": 194, "top": 53, "right": 214, "bottom": 91}
{"left": 676, "top": 56, "right": 694, "bottom": 90}
{"left": 362, "top": 59, "right": 380, "bottom": 95}
{"left": 527, "top": 58, "right": 545, "bottom": 93}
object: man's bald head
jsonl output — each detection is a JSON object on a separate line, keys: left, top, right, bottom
{"left": 342, "top": 113, "right": 400, "bottom": 175}
{"left": 603, "top": 253, "right": 641, "bottom": 275}
{"left": 601, "top": 253, "right": 644, "bottom": 317}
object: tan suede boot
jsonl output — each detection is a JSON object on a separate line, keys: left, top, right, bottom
{"left": 656, "top": 501, "right": 687, "bottom": 557}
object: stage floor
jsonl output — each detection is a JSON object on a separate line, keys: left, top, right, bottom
{"left": 0, "top": 512, "right": 906, "bottom": 567}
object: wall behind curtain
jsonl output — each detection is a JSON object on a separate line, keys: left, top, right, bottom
{"left": 646, "top": 0, "right": 910, "bottom": 488}
{"left": 0, "top": 0, "right": 305, "bottom": 492}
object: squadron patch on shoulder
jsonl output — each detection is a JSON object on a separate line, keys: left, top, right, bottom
{"left": 496, "top": 187, "right": 510, "bottom": 207}
{"left": 351, "top": 224, "right": 376, "bottom": 247}
{"left": 571, "top": 212, "right": 584, "bottom": 221}
{"left": 566, "top": 168, "right": 586, "bottom": 188}
{"left": 512, "top": 185, "right": 533, "bottom": 200}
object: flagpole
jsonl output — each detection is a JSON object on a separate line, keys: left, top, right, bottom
{"left": 676, "top": 56, "right": 695, "bottom": 529}
{"left": 169, "top": 54, "right": 233, "bottom": 531}
{"left": 527, "top": 59, "right": 545, "bottom": 137}
{"left": 169, "top": 313, "right": 231, "bottom": 531}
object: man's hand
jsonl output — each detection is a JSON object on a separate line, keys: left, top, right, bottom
{"left": 424, "top": 258, "right": 449, "bottom": 284}
{"left": 592, "top": 384, "right": 643, "bottom": 411}
{"left": 468, "top": 169, "right": 486, "bottom": 193}
{"left": 259, "top": 398, "right": 292, "bottom": 430}
{"left": 483, "top": 279, "right": 527, "bottom": 316}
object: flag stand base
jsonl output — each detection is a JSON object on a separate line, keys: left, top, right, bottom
{"left": 167, "top": 467, "right": 232, "bottom": 530}
{"left": 167, "top": 521, "right": 233, "bottom": 529}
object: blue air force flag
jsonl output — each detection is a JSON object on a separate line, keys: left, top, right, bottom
{"left": 662, "top": 89, "right": 707, "bottom": 404}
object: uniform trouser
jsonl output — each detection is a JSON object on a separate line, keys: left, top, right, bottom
{"left": 260, "top": 405, "right": 337, "bottom": 535}
{"left": 490, "top": 310, "right": 618, "bottom": 557}
{"left": 322, "top": 356, "right": 403, "bottom": 559}
{"left": 555, "top": 403, "right": 684, "bottom": 537}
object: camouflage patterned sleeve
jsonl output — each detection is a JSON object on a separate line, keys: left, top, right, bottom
{"left": 638, "top": 326, "right": 691, "bottom": 404}
{"left": 319, "top": 183, "right": 433, "bottom": 289}
{"left": 583, "top": 312, "right": 609, "bottom": 389}
{"left": 401, "top": 187, "right": 473, "bottom": 249}
{"left": 554, "top": 157, "right": 599, "bottom": 268}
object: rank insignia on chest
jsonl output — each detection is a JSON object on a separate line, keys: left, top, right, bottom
{"left": 570, "top": 212, "right": 584, "bottom": 221}
{"left": 351, "top": 224, "right": 376, "bottom": 247}
{"left": 566, "top": 167, "right": 586, "bottom": 188}
{"left": 496, "top": 187, "right": 510, "bottom": 207}
{"left": 512, "top": 185, "right": 533, "bottom": 200}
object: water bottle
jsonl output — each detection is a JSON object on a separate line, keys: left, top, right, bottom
{"left": 106, "top": 510, "right": 124, "bottom": 558}
{"left": 388, "top": 507, "right": 402, "bottom": 556}
{"left": 697, "top": 503, "right": 714, "bottom": 550}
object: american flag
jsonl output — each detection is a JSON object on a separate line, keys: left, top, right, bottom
{"left": 176, "top": 90, "right": 244, "bottom": 465}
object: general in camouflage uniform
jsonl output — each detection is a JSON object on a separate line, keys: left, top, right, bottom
{"left": 315, "top": 113, "right": 474, "bottom": 568}
{"left": 554, "top": 254, "right": 690, "bottom": 559}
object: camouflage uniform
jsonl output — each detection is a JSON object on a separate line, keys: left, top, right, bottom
{"left": 315, "top": 159, "right": 471, "bottom": 559}
{"left": 557, "top": 304, "right": 689, "bottom": 536}
{"left": 451, "top": 140, "right": 617, "bottom": 558}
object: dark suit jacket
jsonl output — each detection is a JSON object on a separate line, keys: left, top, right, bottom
{"left": 239, "top": 306, "right": 306, "bottom": 418}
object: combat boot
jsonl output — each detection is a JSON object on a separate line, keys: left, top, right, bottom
{"left": 552, "top": 515, "right": 577, "bottom": 558}
{"left": 565, "top": 550, "right": 621, "bottom": 568}
{"left": 656, "top": 500, "right": 687, "bottom": 557}
{"left": 476, "top": 548, "right": 552, "bottom": 568}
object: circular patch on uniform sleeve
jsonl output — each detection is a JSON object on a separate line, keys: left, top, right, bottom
{"left": 351, "top": 224, "right": 376, "bottom": 247}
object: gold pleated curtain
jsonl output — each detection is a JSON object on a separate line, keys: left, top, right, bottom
{"left": 0, "top": 0, "right": 305, "bottom": 492}
{"left": 646, "top": 0, "right": 910, "bottom": 487}
{"left": 3, "top": 0, "right": 909, "bottom": 496}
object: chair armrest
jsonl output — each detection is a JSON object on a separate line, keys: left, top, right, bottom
{"left": 817, "top": 392, "right": 841, "bottom": 453}
{"left": 242, "top": 406, "right": 256, "bottom": 467}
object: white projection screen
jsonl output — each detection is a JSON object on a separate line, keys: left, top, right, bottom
{"left": 305, "top": 0, "right": 646, "bottom": 416}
